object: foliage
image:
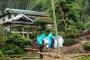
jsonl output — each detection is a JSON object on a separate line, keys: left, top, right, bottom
{"left": 6, "top": 33, "right": 28, "bottom": 48}
{"left": 0, "top": 50, "right": 4, "bottom": 57}
{"left": 31, "top": 0, "right": 89, "bottom": 39}
{"left": 74, "top": 56, "right": 90, "bottom": 60}
{"left": 83, "top": 42, "right": 90, "bottom": 51}
{"left": 63, "top": 39, "right": 78, "bottom": 46}
{"left": 3, "top": 44, "right": 23, "bottom": 55}
{"left": 0, "top": 25, "right": 6, "bottom": 48}
{"left": 0, "top": 33, "right": 32, "bottom": 55}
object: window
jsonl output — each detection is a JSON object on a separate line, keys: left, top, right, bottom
{"left": 3, "top": 19, "right": 5, "bottom": 22}
{"left": 8, "top": 15, "right": 11, "bottom": 19}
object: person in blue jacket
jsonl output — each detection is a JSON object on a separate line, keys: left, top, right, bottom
{"left": 36, "top": 33, "right": 45, "bottom": 59}
{"left": 47, "top": 32, "right": 55, "bottom": 48}
{"left": 37, "top": 34, "right": 45, "bottom": 45}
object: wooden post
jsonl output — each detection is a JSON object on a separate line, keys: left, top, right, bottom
{"left": 6, "top": 26, "right": 11, "bottom": 32}
{"left": 22, "top": 28, "right": 24, "bottom": 38}
{"left": 27, "top": 32, "right": 29, "bottom": 40}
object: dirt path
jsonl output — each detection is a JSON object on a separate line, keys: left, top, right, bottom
{"left": 42, "top": 56, "right": 72, "bottom": 60}
{"left": 23, "top": 55, "right": 72, "bottom": 60}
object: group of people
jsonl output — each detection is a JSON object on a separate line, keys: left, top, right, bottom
{"left": 37, "top": 32, "right": 64, "bottom": 48}
{"left": 36, "top": 32, "right": 64, "bottom": 59}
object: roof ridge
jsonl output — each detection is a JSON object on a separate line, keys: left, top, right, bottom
{"left": 5, "top": 8, "right": 45, "bottom": 13}
{"left": 5, "top": 14, "right": 34, "bottom": 22}
{"left": 3, "top": 8, "right": 46, "bottom": 16}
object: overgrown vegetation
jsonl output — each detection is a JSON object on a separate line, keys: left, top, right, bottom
{"left": 83, "top": 42, "right": 90, "bottom": 51}
{"left": 0, "top": 33, "right": 32, "bottom": 57}
{"left": 63, "top": 39, "right": 78, "bottom": 46}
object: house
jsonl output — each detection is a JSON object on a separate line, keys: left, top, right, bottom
{"left": 0, "top": 8, "right": 53, "bottom": 38}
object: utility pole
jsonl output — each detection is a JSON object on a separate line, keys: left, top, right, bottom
{"left": 51, "top": 0, "right": 59, "bottom": 48}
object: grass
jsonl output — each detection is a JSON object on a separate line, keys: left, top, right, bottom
{"left": 0, "top": 57, "right": 22, "bottom": 60}
{"left": 74, "top": 56, "right": 90, "bottom": 60}
{"left": 0, "top": 52, "right": 40, "bottom": 60}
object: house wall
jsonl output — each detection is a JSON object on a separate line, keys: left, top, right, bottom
{"left": 11, "top": 14, "right": 15, "bottom": 18}
{"left": 5, "top": 15, "right": 8, "bottom": 21}
{"left": 46, "top": 24, "right": 53, "bottom": 29}
{"left": 0, "top": 17, "right": 4, "bottom": 24}
{"left": 0, "top": 14, "right": 16, "bottom": 24}
{"left": 0, "top": 15, "right": 9, "bottom": 24}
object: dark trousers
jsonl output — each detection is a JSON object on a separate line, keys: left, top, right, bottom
{"left": 39, "top": 45, "right": 44, "bottom": 59}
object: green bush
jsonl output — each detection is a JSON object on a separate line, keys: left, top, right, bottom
{"left": 4, "top": 50, "right": 14, "bottom": 55}
{"left": 2, "top": 44, "right": 14, "bottom": 55}
{"left": 6, "top": 33, "right": 28, "bottom": 48}
{"left": 83, "top": 42, "right": 90, "bottom": 51}
{"left": 0, "top": 33, "right": 36, "bottom": 56}
{"left": 3, "top": 44, "right": 23, "bottom": 55}
{"left": 14, "top": 46, "right": 24, "bottom": 55}
{"left": 0, "top": 50, "right": 4, "bottom": 57}
{"left": 63, "top": 39, "right": 78, "bottom": 46}
{"left": 2, "top": 33, "right": 30, "bottom": 55}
